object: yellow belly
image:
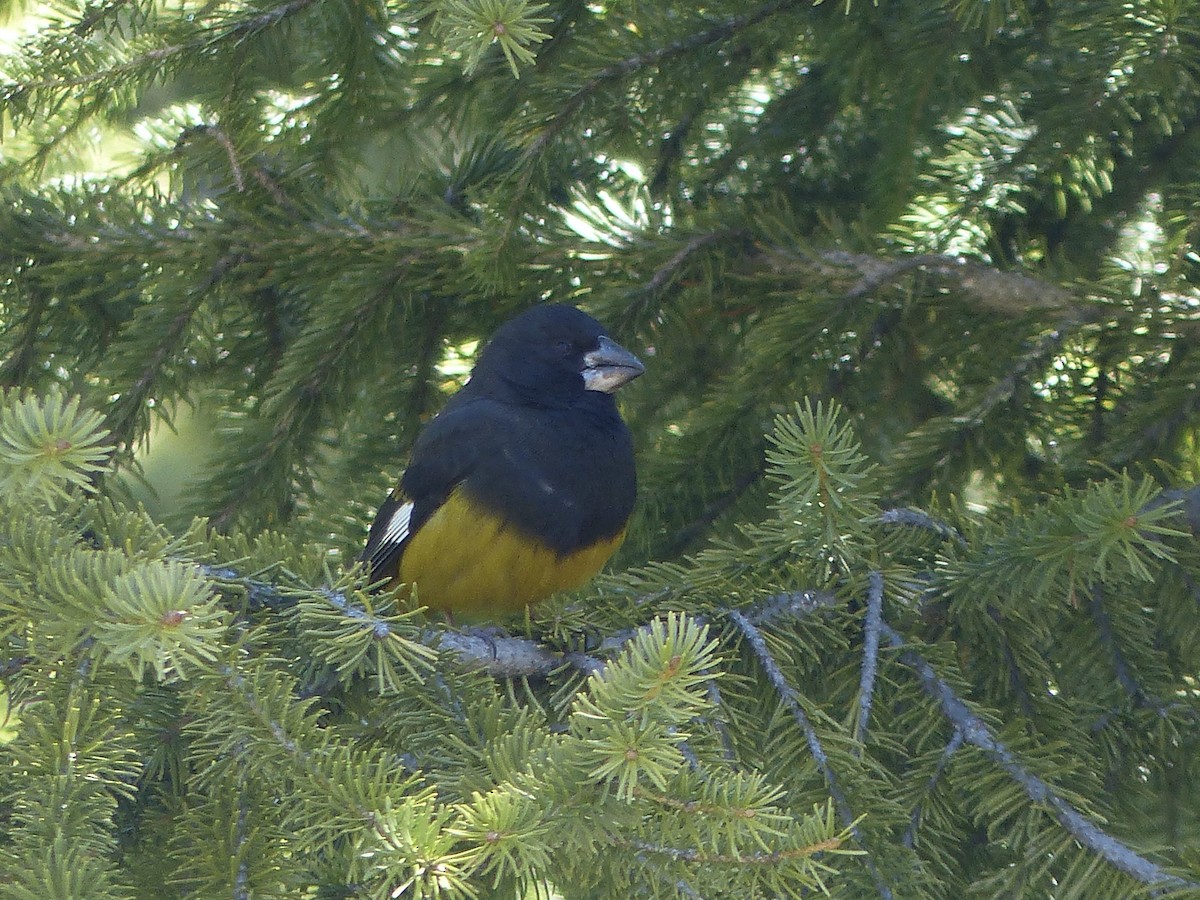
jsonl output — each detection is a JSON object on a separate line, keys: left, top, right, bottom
{"left": 397, "top": 489, "right": 625, "bottom": 618}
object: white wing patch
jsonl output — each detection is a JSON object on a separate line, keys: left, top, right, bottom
{"left": 379, "top": 501, "right": 414, "bottom": 549}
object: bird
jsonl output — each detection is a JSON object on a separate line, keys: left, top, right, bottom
{"left": 360, "top": 304, "right": 644, "bottom": 619}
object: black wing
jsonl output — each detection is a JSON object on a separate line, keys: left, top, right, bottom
{"left": 359, "top": 398, "right": 499, "bottom": 580}
{"left": 360, "top": 490, "right": 414, "bottom": 580}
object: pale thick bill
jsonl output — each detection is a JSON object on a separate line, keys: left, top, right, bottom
{"left": 581, "top": 336, "right": 645, "bottom": 394}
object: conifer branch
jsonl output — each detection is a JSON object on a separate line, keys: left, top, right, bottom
{"left": 970, "top": 604, "right": 1040, "bottom": 722}
{"left": 702, "top": 674, "right": 738, "bottom": 762}
{"left": 436, "top": 627, "right": 569, "bottom": 675}
{"left": 523, "top": 0, "right": 802, "bottom": 161}
{"left": 878, "top": 618, "right": 1196, "bottom": 891}
{"left": 745, "top": 589, "right": 840, "bottom": 624}
{"left": 217, "top": 557, "right": 837, "bottom": 678}
{"left": 501, "top": 0, "right": 803, "bottom": 248}
{"left": 404, "top": 306, "right": 450, "bottom": 427}
{"left": 208, "top": 265, "right": 413, "bottom": 529}
{"left": 817, "top": 250, "right": 1077, "bottom": 316}
{"left": 1085, "top": 585, "right": 1196, "bottom": 730}
{"left": 105, "top": 289, "right": 209, "bottom": 450}
{"left": 971, "top": 313, "right": 1085, "bottom": 415}
{"left": 3, "top": 0, "right": 321, "bottom": 98}
{"left": 726, "top": 610, "right": 844, "bottom": 810}
{"left": 184, "top": 125, "right": 246, "bottom": 192}
{"left": 728, "top": 609, "right": 895, "bottom": 900}
{"left": 635, "top": 231, "right": 738, "bottom": 300}
{"left": 650, "top": 105, "right": 703, "bottom": 196}
{"left": 855, "top": 571, "right": 884, "bottom": 751}
{"left": 72, "top": 0, "right": 139, "bottom": 37}
{"left": 210, "top": 564, "right": 587, "bottom": 676}
{"left": 0, "top": 288, "right": 50, "bottom": 387}
{"left": 233, "top": 789, "right": 251, "bottom": 900}
{"left": 200, "top": 557, "right": 1200, "bottom": 890}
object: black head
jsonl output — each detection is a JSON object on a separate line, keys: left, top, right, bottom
{"left": 468, "top": 305, "right": 644, "bottom": 407}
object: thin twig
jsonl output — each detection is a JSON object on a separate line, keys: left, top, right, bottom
{"left": 703, "top": 673, "right": 738, "bottom": 763}
{"left": 499, "top": 0, "right": 803, "bottom": 252}
{"left": 876, "top": 508, "right": 968, "bottom": 548}
{"left": 635, "top": 231, "right": 734, "bottom": 298}
{"left": 214, "top": 127, "right": 245, "bottom": 192}
{"left": 104, "top": 289, "right": 209, "bottom": 450}
{"left": 6, "top": 0, "right": 320, "bottom": 97}
{"left": 856, "top": 571, "right": 884, "bottom": 750}
{"left": 988, "top": 606, "right": 1039, "bottom": 721}
{"left": 664, "top": 466, "right": 763, "bottom": 556}
{"left": 1086, "top": 585, "right": 1194, "bottom": 730}
{"left": 233, "top": 787, "right": 251, "bottom": 900}
{"left": 621, "top": 834, "right": 845, "bottom": 866}
{"left": 1088, "top": 584, "right": 1148, "bottom": 706}
{"left": 728, "top": 609, "right": 894, "bottom": 900}
{"left": 650, "top": 106, "right": 702, "bottom": 196}
{"left": 901, "top": 729, "right": 964, "bottom": 849}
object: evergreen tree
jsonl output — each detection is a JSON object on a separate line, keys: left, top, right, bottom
{"left": 1, "top": 0, "right": 1199, "bottom": 896}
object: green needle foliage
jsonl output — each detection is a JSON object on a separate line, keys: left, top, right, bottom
{"left": 2, "top": 0, "right": 1200, "bottom": 896}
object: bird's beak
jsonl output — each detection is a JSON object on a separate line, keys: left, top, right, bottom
{"left": 582, "top": 335, "right": 645, "bottom": 393}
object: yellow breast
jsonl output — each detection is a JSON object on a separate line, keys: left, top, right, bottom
{"left": 397, "top": 488, "right": 625, "bottom": 618}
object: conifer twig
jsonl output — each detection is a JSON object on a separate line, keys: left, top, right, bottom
{"left": 703, "top": 674, "right": 738, "bottom": 763}
{"left": 234, "top": 789, "right": 251, "bottom": 900}
{"left": 1085, "top": 585, "right": 1196, "bottom": 729}
{"left": 876, "top": 508, "right": 968, "bottom": 547}
{"left": 665, "top": 466, "right": 763, "bottom": 555}
{"left": 4, "top": 0, "right": 320, "bottom": 98}
{"left": 900, "top": 729, "right": 964, "bottom": 850}
{"left": 745, "top": 589, "right": 839, "bottom": 625}
{"left": 634, "top": 231, "right": 737, "bottom": 299}
{"left": 727, "top": 612, "right": 842, "bottom": 810}
{"left": 104, "top": 290, "right": 209, "bottom": 449}
{"left": 435, "top": 627, "right": 568, "bottom": 675}
{"left": 728, "top": 609, "right": 894, "bottom": 900}
{"left": 878, "top": 618, "right": 1195, "bottom": 891}
{"left": 501, "top": 0, "right": 804, "bottom": 252}
{"left": 650, "top": 105, "right": 702, "bottom": 195}
{"left": 1088, "top": 584, "right": 1149, "bottom": 707}
{"left": 621, "top": 835, "right": 845, "bottom": 866}
{"left": 523, "top": 0, "right": 803, "bottom": 161}
{"left": 988, "top": 606, "right": 1039, "bottom": 720}
{"left": 855, "top": 571, "right": 884, "bottom": 751}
